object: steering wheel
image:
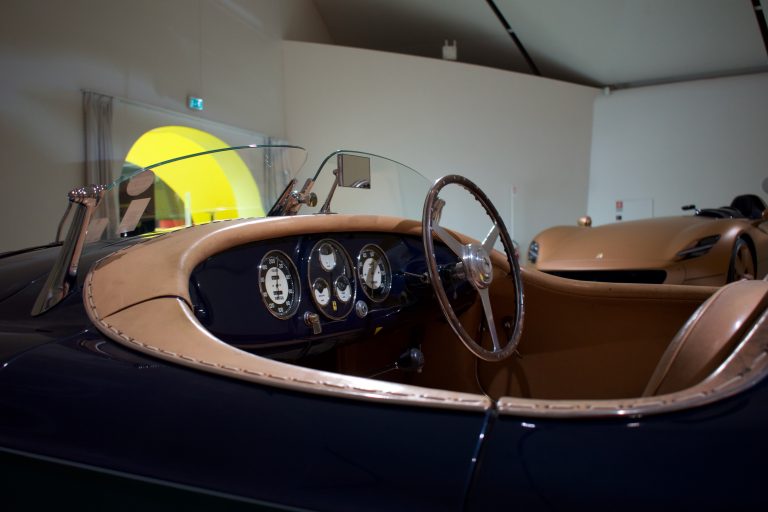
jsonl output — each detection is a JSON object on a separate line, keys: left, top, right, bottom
{"left": 422, "top": 175, "right": 524, "bottom": 362}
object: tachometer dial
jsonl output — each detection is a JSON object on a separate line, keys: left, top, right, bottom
{"left": 258, "top": 250, "right": 300, "bottom": 319}
{"left": 312, "top": 278, "right": 331, "bottom": 307}
{"left": 357, "top": 244, "right": 392, "bottom": 302}
{"left": 308, "top": 239, "right": 356, "bottom": 320}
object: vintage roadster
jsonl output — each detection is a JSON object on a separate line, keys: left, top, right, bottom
{"left": 1, "top": 145, "right": 767, "bottom": 510}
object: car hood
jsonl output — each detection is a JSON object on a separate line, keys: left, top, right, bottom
{"left": 534, "top": 216, "right": 737, "bottom": 269}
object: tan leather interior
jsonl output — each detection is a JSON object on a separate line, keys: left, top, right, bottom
{"left": 478, "top": 269, "right": 714, "bottom": 399}
{"left": 643, "top": 279, "right": 768, "bottom": 396}
{"left": 84, "top": 215, "right": 768, "bottom": 417}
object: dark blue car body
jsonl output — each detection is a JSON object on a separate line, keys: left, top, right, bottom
{"left": 1, "top": 236, "right": 767, "bottom": 511}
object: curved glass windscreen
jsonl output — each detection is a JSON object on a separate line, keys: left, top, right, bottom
{"left": 83, "top": 145, "right": 434, "bottom": 244}
{"left": 86, "top": 145, "right": 307, "bottom": 242}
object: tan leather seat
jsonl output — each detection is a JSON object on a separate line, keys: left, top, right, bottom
{"left": 643, "top": 279, "right": 768, "bottom": 396}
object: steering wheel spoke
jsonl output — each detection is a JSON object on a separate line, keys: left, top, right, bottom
{"left": 481, "top": 224, "right": 500, "bottom": 253}
{"left": 432, "top": 223, "right": 466, "bottom": 258}
{"left": 478, "top": 288, "right": 501, "bottom": 352}
{"left": 422, "top": 175, "right": 524, "bottom": 362}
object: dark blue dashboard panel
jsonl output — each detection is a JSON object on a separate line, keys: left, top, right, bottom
{"left": 189, "top": 233, "right": 466, "bottom": 354}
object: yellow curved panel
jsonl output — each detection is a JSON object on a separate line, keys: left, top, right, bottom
{"left": 124, "top": 126, "right": 265, "bottom": 225}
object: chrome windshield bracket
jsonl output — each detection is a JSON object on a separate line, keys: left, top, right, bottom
{"left": 32, "top": 184, "right": 105, "bottom": 316}
{"left": 319, "top": 169, "right": 340, "bottom": 214}
{"left": 268, "top": 178, "right": 316, "bottom": 217}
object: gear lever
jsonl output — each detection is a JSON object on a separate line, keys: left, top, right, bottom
{"left": 368, "top": 348, "right": 425, "bottom": 378}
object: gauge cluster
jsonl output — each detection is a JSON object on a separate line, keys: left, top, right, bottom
{"left": 189, "top": 232, "right": 455, "bottom": 352}
{"left": 308, "top": 239, "right": 357, "bottom": 320}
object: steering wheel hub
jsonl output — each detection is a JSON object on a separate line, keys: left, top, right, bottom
{"left": 464, "top": 244, "right": 493, "bottom": 289}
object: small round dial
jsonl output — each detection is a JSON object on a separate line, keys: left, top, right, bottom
{"left": 258, "top": 250, "right": 300, "bottom": 319}
{"left": 334, "top": 275, "right": 352, "bottom": 303}
{"left": 312, "top": 278, "right": 331, "bottom": 306}
{"left": 308, "top": 239, "right": 356, "bottom": 320}
{"left": 318, "top": 242, "right": 337, "bottom": 271}
{"left": 357, "top": 244, "right": 392, "bottom": 302}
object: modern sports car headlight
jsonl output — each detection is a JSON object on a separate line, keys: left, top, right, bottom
{"left": 527, "top": 240, "right": 539, "bottom": 263}
{"left": 676, "top": 235, "right": 721, "bottom": 260}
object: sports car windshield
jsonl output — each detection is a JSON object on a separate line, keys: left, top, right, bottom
{"left": 83, "top": 145, "right": 431, "bottom": 243}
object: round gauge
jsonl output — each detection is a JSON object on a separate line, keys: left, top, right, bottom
{"left": 312, "top": 278, "right": 331, "bottom": 307}
{"left": 334, "top": 275, "right": 353, "bottom": 303}
{"left": 357, "top": 244, "right": 392, "bottom": 302}
{"left": 318, "top": 242, "right": 337, "bottom": 271}
{"left": 308, "top": 239, "right": 356, "bottom": 320}
{"left": 258, "top": 250, "right": 300, "bottom": 319}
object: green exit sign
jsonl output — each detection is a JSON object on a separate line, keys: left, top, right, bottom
{"left": 187, "top": 96, "right": 204, "bottom": 111}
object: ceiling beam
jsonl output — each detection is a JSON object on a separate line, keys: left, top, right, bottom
{"left": 753, "top": 0, "right": 768, "bottom": 57}
{"left": 485, "top": 0, "right": 541, "bottom": 76}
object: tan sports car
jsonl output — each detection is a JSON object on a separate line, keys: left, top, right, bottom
{"left": 528, "top": 195, "right": 768, "bottom": 285}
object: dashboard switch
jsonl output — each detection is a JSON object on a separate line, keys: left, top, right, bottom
{"left": 355, "top": 300, "right": 369, "bottom": 318}
{"left": 303, "top": 311, "right": 322, "bottom": 335}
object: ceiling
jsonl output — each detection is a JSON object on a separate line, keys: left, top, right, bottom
{"left": 312, "top": 0, "right": 768, "bottom": 89}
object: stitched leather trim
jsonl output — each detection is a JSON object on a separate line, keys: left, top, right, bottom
{"left": 84, "top": 215, "right": 493, "bottom": 411}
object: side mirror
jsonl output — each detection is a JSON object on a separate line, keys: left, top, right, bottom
{"left": 338, "top": 154, "right": 371, "bottom": 189}
{"left": 319, "top": 154, "right": 371, "bottom": 213}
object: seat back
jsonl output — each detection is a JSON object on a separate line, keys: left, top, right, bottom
{"left": 730, "top": 194, "right": 767, "bottom": 220}
{"left": 643, "top": 279, "right": 768, "bottom": 396}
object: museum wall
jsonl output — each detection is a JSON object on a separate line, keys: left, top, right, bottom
{"left": 588, "top": 72, "right": 768, "bottom": 226}
{"left": 0, "top": 0, "right": 330, "bottom": 252}
{"left": 282, "top": 41, "right": 599, "bottom": 250}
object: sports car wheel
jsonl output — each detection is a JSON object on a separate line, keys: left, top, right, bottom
{"left": 727, "top": 237, "right": 755, "bottom": 282}
{"left": 422, "top": 175, "right": 524, "bottom": 362}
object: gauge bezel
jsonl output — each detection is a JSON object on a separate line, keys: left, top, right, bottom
{"left": 258, "top": 250, "right": 301, "bottom": 320}
{"left": 356, "top": 243, "right": 392, "bottom": 302}
{"left": 308, "top": 238, "right": 356, "bottom": 320}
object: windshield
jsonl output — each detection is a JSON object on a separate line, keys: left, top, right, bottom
{"left": 84, "top": 145, "right": 431, "bottom": 243}
{"left": 85, "top": 145, "right": 307, "bottom": 242}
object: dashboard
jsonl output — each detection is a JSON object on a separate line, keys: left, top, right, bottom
{"left": 189, "top": 232, "right": 466, "bottom": 357}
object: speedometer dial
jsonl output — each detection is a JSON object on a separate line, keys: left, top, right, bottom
{"left": 258, "top": 250, "right": 300, "bottom": 319}
{"left": 357, "top": 244, "right": 391, "bottom": 302}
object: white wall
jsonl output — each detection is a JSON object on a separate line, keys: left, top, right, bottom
{"left": 0, "top": 0, "right": 330, "bottom": 252}
{"left": 282, "top": 42, "right": 598, "bottom": 250}
{"left": 588, "top": 73, "right": 768, "bottom": 225}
